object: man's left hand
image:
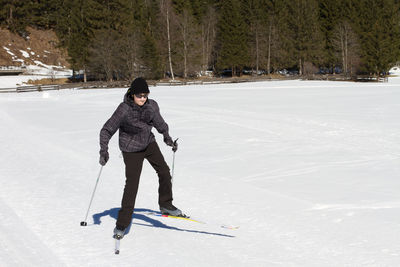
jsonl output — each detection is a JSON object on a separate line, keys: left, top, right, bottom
{"left": 165, "top": 137, "right": 178, "bottom": 152}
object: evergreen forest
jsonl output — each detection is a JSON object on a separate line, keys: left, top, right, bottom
{"left": 1, "top": 0, "right": 400, "bottom": 81}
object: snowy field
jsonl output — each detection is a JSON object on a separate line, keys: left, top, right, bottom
{"left": 0, "top": 79, "right": 399, "bottom": 266}
{"left": 0, "top": 74, "right": 66, "bottom": 88}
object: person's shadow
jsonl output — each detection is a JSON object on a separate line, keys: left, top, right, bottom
{"left": 92, "top": 208, "right": 234, "bottom": 238}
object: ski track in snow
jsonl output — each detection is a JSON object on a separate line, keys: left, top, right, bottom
{"left": 0, "top": 79, "right": 400, "bottom": 266}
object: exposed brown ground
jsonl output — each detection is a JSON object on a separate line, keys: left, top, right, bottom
{"left": 0, "top": 27, "right": 69, "bottom": 68}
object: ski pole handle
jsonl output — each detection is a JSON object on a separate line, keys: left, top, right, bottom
{"left": 172, "top": 138, "right": 179, "bottom": 152}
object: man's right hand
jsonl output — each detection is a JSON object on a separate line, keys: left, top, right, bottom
{"left": 99, "top": 150, "right": 109, "bottom": 166}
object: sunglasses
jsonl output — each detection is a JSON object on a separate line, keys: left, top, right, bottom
{"left": 134, "top": 93, "right": 149, "bottom": 99}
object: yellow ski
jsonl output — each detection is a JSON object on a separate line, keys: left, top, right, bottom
{"left": 161, "top": 214, "right": 205, "bottom": 224}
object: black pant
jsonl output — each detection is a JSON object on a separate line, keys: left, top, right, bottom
{"left": 116, "top": 142, "right": 173, "bottom": 229}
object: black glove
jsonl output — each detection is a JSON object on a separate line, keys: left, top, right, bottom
{"left": 172, "top": 139, "right": 178, "bottom": 152}
{"left": 165, "top": 137, "right": 178, "bottom": 152}
{"left": 99, "top": 150, "right": 109, "bottom": 166}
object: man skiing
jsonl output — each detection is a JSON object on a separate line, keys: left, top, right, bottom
{"left": 99, "top": 77, "right": 183, "bottom": 240}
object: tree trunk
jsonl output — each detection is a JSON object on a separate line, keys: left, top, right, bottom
{"left": 202, "top": 25, "right": 206, "bottom": 71}
{"left": 299, "top": 58, "right": 302, "bottom": 76}
{"left": 344, "top": 31, "right": 348, "bottom": 76}
{"left": 166, "top": 7, "right": 174, "bottom": 80}
{"left": 267, "top": 24, "right": 272, "bottom": 75}
{"left": 9, "top": 6, "right": 13, "bottom": 21}
{"left": 183, "top": 31, "right": 188, "bottom": 78}
{"left": 182, "top": 11, "right": 188, "bottom": 79}
{"left": 341, "top": 31, "right": 346, "bottom": 75}
{"left": 205, "top": 19, "right": 212, "bottom": 71}
{"left": 207, "top": 18, "right": 212, "bottom": 70}
{"left": 255, "top": 23, "right": 259, "bottom": 75}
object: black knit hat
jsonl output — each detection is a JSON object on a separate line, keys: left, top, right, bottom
{"left": 128, "top": 77, "right": 149, "bottom": 96}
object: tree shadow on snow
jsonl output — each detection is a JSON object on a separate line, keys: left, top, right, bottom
{"left": 92, "top": 208, "right": 234, "bottom": 238}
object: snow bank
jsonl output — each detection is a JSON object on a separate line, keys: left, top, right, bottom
{"left": 389, "top": 66, "right": 400, "bottom": 76}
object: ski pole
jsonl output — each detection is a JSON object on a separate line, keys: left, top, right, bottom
{"left": 171, "top": 138, "right": 178, "bottom": 184}
{"left": 80, "top": 165, "right": 103, "bottom": 226}
{"left": 171, "top": 151, "right": 176, "bottom": 183}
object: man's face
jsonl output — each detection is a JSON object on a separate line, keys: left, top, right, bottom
{"left": 133, "top": 93, "right": 148, "bottom": 106}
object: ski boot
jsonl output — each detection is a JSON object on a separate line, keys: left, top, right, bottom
{"left": 113, "top": 226, "right": 126, "bottom": 240}
{"left": 160, "top": 204, "right": 187, "bottom": 217}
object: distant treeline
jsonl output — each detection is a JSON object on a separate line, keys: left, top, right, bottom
{"left": 1, "top": 0, "right": 399, "bottom": 81}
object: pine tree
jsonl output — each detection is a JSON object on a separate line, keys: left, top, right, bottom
{"left": 136, "top": 0, "right": 164, "bottom": 79}
{"left": 200, "top": 5, "right": 217, "bottom": 72}
{"left": 245, "top": 0, "right": 281, "bottom": 75}
{"left": 245, "top": 0, "right": 264, "bottom": 74}
{"left": 171, "top": 0, "right": 202, "bottom": 78}
{"left": 127, "top": 0, "right": 163, "bottom": 79}
{"left": 351, "top": 0, "right": 400, "bottom": 76}
{"left": 318, "top": 0, "right": 345, "bottom": 72}
{"left": 56, "top": 0, "right": 104, "bottom": 81}
{"left": 142, "top": 30, "right": 163, "bottom": 79}
{"left": 283, "top": 0, "right": 324, "bottom": 75}
{"left": 216, "top": 0, "right": 250, "bottom": 76}
{"left": 87, "top": 0, "right": 134, "bottom": 81}
{"left": 0, "top": 0, "right": 32, "bottom": 34}
{"left": 30, "top": 0, "right": 59, "bottom": 29}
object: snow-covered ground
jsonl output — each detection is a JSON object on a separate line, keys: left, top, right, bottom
{"left": 0, "top": 79, "right": 399, "bottom": 266}
{"left": 389, "top": 66, "right": 400, "bottom": 76}
{"left": 0, "top": 74, "right": 70, "bottom": 88}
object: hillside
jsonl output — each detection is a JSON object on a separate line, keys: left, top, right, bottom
{"left": 0, "top": 27, "right": 69, "bottom": 69}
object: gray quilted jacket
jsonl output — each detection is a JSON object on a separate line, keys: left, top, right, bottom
{"left": 99, "top": 93, "right": 172, "bottom": 153}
